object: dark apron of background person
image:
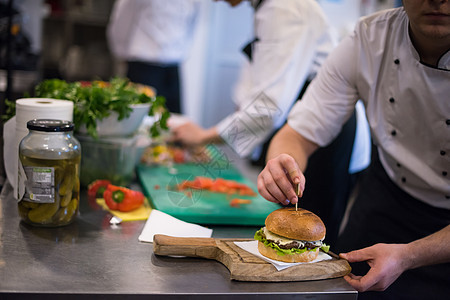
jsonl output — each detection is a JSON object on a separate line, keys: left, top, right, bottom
{"left": 243, "top": 24, "right": 358, "bottom": 246}
{"left": 127, "top": 61, "right": 181, "bottom": 114}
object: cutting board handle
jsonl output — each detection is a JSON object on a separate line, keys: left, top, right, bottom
{"left": 153, "top": 235, "right": 219, "bottom": 259}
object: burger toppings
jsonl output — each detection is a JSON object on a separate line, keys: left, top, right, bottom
{"left": 262, "top": 227, "right": 323, "bottom": 250}
{"left": 254, "top": 227, "right": 329, "bottom": 256}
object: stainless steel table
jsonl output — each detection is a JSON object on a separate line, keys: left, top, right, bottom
{"left": 0, "top": 178, "right": 357, "bottom": 299}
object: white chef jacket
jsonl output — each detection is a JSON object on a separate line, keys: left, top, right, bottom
{"left": 216, "top": 0, "right": 336, "bottom": 157}
{"left": 107, "top": 0, "right": 200, "bottom": 64}
{"left": 288, "top": 8, "right": 450, "bottom": 209}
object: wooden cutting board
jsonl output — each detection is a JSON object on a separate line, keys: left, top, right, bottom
{"left": 153, "top": 235, "right": 351, "bottom": 282}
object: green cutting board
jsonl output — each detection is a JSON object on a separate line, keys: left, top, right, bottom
{"left": 136, "top": 161, "right": 280, "bottom": 226}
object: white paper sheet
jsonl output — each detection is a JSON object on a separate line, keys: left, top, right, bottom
{"left": 138, "top": 209, "right": 213, "bottom": 243}
{"left": 234, "top": 240, "right": 332, "bottom": 271}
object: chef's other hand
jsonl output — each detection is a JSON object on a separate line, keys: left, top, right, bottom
{"left": 171, "top": 121, "right": 216, "bottom": 148}
{"left": 257, "top": 153, "right": 305, "bottom": 205}
{"left": 340, "top": 243, "right": 408, "bottom": 292}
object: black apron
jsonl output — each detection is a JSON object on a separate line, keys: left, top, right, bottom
{"left": 337, "top": 147, "right": 450, "bottom": 300}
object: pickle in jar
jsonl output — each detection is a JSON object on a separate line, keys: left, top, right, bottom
{"left": 18, "top": 119, "right": 81, "bottom": 227}
{"left": 28, "top": 195, "right": 61, "bottom": 224}
{"left": 59, "top": 162, "right": 78, "bottom": 207}
{"left": 19, "top": 154, "right": 80, "bottom": 226}
{"left": 53, "top": 198, "right": 78, "bottom": 224}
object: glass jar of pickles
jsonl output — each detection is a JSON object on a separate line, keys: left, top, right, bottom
{"left": 18, "top": 119, "right": 81, "bottom": 227}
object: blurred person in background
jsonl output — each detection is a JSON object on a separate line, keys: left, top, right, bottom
{"left": 172, "top": 0, "right": 370, "bottom": 246}
{"left": 107, "top": 0, "right": 201, "bottom": 113}
{"left": 257, "top": 1, "right": 450, "bottom": 298}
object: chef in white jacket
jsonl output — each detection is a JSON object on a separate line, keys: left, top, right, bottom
{"left": 172, "top": 0, "right": 335, "bottom": 157}
{"left": 257, "top": 2, "right": 450, "bottom": 298}
{"left": 107, "top": 0, "right": 201, "bottom": 113}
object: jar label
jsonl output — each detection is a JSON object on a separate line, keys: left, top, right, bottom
{"left": 21, "top": 166, "right": 55, "bottom": 203}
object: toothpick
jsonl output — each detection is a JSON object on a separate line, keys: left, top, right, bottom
{"left": 296, "top": 182, "right": 302, "bottom": 197}
{"left": 295, "top": 183, "right": 301, "bottom": 211}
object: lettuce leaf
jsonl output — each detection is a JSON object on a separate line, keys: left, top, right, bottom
{"left": 320, "top": 243, "right": 330, "bottom": 253}
{"left": 254, "top": 228, "right": 318, "bottom": 256}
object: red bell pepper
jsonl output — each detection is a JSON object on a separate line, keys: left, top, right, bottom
{"left": 87, "top": 179, "right": 111, "bottom": 201}
{"left": 103, "top": 184, "right": 145, "bottom": 212}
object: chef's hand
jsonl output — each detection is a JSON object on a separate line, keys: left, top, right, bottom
{"left": 171, "top": 121, "right": 218, "bottom": 147}
{"left": 257, "top": 153, "right": 305, "bottom": 205}
{"left": 340, "top": 243, "right": 408, "bottom": 292}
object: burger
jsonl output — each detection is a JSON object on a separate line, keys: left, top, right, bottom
{"left": 254, "top": 207, "right": 329, "bottom": 263}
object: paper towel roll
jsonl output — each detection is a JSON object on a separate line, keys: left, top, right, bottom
{"left": 15, "top": 98, "right": 74, "bottom": 132}
{"left": 3, "top": 98, "right": 74, "bottom": 199}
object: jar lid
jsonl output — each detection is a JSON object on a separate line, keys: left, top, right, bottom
{"left": 27, "top": 119, "right": 74, "bottom": 132}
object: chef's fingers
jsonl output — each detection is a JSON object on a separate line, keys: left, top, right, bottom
{"left": 265, "top": 156, "right": 300, "bottom": 204}
{"left": 277, "top": 154, "right": 305, "bottom": 203}
{"left": 344, "top": 273, "right": 362, "bottom": 282}
{"left": 257, "top": 174, "right": 279, "bottom": 203}
{"left": 344, "top": 272, "right": 376, "bottom": 292}
{"left": 339, "top": 247, "right": 373, "bottom": 263}
{"left": 257, "top": 172, "right": 290, "bottom": 205}
{"left": 341, "top": 249, "right": 389, "bottom": 292}
{"left": 169, "top": 125, "right": 192, "bottom": 146}
{"left": 344, "top": 267, "right": 388, "bottom": 292}
{"left": 343, "top": 274, "right": 365, "bottom": 290}
{"left": 279, "top": 155, "right": 305, "bottom": 200}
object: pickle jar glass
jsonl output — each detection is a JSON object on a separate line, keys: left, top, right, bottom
{"left": 18, "top": 119, "right": 81, "bottom": 227}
